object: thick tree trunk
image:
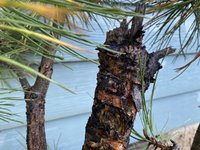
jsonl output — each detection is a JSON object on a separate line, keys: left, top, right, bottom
{"left": 191, "top": 123, "right": 200, "bottom": 150}
{"left": 82, "top": 3, "right": 175, "bottom": 150}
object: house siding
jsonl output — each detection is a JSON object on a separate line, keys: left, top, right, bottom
{"left": 0, "top": 18, "right": 200, "bottom": 150}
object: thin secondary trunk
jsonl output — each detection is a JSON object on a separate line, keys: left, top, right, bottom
{"left": 25, "top": 92, "right": 47, "bottom": 150}
{"left": 12, "top": 43, "right": 57, "bottom": 150}
{"left": 22, "top": 26, "right": 59, "bottom": 150}
{"left": 25, "top": 53, "right": 55, "bottom": 150}
{"left": 191, "top": 123, "right": 200, "bottom": 150}
{"left": 82, "top": 3, "right": 175, "bottom": 150}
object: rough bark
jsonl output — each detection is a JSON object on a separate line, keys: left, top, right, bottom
{"left": 191, "top": 123, "right": 200, "bottom": 150}
{"left": 22, "top": 25, "right": 60, "bottom": 150}
{"left": 25, "top": 91, "right": 47, "bottom": 150}
{"left": 25, "top": 51, "right": 55, "bottom": 150}
{"left": 11, "top": 48, "right": 56, "bottom": 150}
{"left": 82, "top": 3, "right": 175, "bottom": 150}
{"left": 11, "top": 42, "right": 58, "bottom": 150}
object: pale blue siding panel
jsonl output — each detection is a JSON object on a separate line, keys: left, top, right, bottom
{"left": 59, "top": 16, "right": 197, "bottom": 62}
{"left": 132, "top": 90, "right": 200, "bottom": 138}
{"left": 1, "top": 14, "right": 199, "bottom": 150}
{"left": 0, "top": 89, "right": 200, "bottom": 150}
{"left": 1, "top": 54, "right": 200, "bottom": 130}
{"left": 0, "top": 114, "right": 89, "bottom": 150}
{"left": 1, "top": 48, "right": 200, "bottom": 149}
{"left": 146, "top": 54, "right": 200, "bottom": 99}
{"left": 25, "top": 17, "right": 197, "bottom": 64}
{"left": 0, "top": 62, "right": 98, "bottom": 130}
{"left": 58, "top": 18, "right": 115, "bottom": 62}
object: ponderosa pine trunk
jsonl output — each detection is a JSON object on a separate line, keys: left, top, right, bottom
{"left": 82, "top": 3, "right": 175, "bottom": 150}
{"left": 191, "top": 123, "right": 200, "bottom": 150}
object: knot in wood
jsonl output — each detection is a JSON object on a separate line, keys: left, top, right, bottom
{"left": 30, "top": 93, "right": 38, "bottom": 99}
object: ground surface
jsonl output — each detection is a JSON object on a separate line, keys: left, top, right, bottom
{"left": 128, "top": 123, "right": 198, "bottom": 150}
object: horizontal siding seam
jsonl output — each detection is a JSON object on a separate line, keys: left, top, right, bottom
{"left": 0, "top": 112, "right": 91, "bottom": 132}
{"left": 1, "top": 88, "right": 200, "bottom": 131}
{"left": 53, "top": 53, "right": 197, "bottom": 63}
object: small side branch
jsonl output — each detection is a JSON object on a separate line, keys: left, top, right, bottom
{"left": 143, "top": 130, "right": 180, "bottom": 150}
{"left": 131, "top": 2, "right": 146, "bottom": 38}
{"left": 32, "top": 47, "right": 56, "bottom": 96}
{"left": 145, "top": 47, "right": 176, "bottom": 84}
{"left": 153, "top": 47, "right": 176, "bottom": 61}
{"left": 26, "top": 22, "right": 59, "bottom": 150}
{"left": 33, "top": 27, "right": 59, "bottom": 96}
{"left": 10, "top": 66, "right": 31, "bottom": 91}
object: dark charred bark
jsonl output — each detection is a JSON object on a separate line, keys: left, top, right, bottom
{"left": 191, "top": 123, "right": 200, "bottom": 150}
{"left": 82, "top": 3, "right": 175, "bottom": 150}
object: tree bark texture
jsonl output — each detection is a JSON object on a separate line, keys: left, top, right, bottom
{"left": 25, "top": 53, "right": 55, "bottom": 150}
{"left": 22, "top": 25, "right": 60, "bottom": 150}
{"left": 191, "top": 123, "right": 200, "bottom": 150}
{"left": 25, "top": 91, "right": 47, "bottom": 150}
{"left": 13, "top": 39, "right": 59, "bottom": 150}
{"left": 82, "top": 3, "right": 175, "bottom": 150}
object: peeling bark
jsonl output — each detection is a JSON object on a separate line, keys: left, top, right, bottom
{"left": 82, "top": 3, "right": 175, "bottom": 150}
